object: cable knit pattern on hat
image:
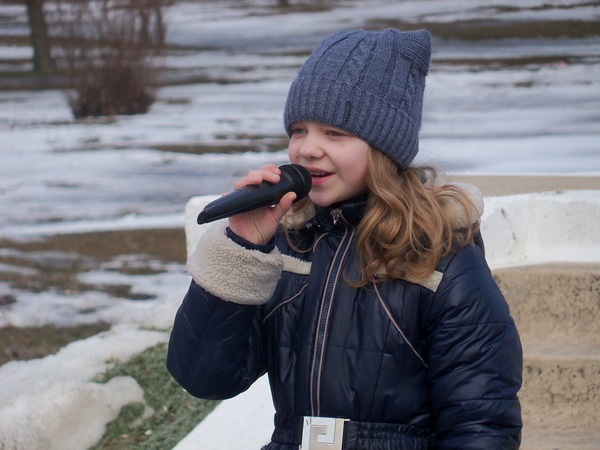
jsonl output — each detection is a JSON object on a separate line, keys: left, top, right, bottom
{"left": 284, "top": 28, "right": 431, "bottom": 168}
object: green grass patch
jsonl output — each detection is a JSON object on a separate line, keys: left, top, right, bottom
{"left": 92, "top": 342, "right": 219, "bottom": 449}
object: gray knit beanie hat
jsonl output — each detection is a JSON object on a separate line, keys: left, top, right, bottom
{"left": 284, "top": 28, "right": 431, "bottom": 168}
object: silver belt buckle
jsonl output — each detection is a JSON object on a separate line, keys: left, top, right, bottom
{"left": 300, "top": 416, "right": 349, "bottom": 450}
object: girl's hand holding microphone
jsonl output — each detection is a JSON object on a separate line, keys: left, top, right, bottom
{"left": 195, "top": 162, "right": 311, "bottom": 244}
{"left": 227, "top": 164, "right": 299, "bottom": 245}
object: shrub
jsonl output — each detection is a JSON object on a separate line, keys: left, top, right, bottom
{"left": 49, "top": 0, "right": 172, "bottom": 117}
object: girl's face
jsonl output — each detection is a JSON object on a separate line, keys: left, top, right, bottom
{"left": 288, "top": 120, "right": 369, "bottom": 207}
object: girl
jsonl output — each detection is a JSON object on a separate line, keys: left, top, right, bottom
{"left": 167, "top": 28, "right": 523, "bottom": 449}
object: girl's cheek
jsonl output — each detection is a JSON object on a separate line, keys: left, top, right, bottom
{"left": 287, "top": 145, "right": 298, "bottom": 162}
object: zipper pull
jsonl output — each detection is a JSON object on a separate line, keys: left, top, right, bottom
{"left": 331, "top": 209, "right": 342, "bottom": 225}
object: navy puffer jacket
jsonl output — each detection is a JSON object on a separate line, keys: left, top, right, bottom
{"left": 167, "top": 199, "right": 522, "bottom": 449}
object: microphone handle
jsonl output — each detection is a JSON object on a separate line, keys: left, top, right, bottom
{"left": 196, "top": 181, "right": 292, "bottom": 224}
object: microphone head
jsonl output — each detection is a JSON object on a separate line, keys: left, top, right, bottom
{"left": 280, "top": 164, "right": 312, "bottom": 201}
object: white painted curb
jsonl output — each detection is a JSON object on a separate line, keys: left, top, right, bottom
{"left": 481, "top": 190, "right": 600, "bottom": 268}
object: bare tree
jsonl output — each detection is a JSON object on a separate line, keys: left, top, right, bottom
{"left": 26, "top": 0, "right": 54, "bottom": 73}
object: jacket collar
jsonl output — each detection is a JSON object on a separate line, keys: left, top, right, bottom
{"left": 313, "top": 196, "right": 368, "bottom": 230}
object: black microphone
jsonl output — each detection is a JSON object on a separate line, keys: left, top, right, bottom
{"left": 196, "top": 164, "right": 312, "bottom": 224}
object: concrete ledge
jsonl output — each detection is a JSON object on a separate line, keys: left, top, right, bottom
{"left": 184, "top": 189, "right": 600, "bottom": 270}
{"left": 450, "top": 174, "right": 600, "bottom": 197}
{"left": 494, "top": 264, "right": 600, "bottom": 351}
{"left": 184, "top": 195, "right": 220, "bottom": 258}
{"left": 481, "top": 190, "right": 600, "bottom": 268}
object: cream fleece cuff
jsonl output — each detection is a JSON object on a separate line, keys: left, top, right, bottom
{"left": 187, "top": 222, "right": 283, "bottom": 305}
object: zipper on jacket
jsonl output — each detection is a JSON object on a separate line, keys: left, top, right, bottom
{"left": 309, "top": 214, "right": 353, "bottom": 416}
{"left": 331, "top": 208, "right": 342, "bottom": 225}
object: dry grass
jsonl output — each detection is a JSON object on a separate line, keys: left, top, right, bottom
{"left": 0, "top": 323, "right": 111, "bottom": 366}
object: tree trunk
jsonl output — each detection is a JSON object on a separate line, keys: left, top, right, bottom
{"left": 26, "top": 0, "right": 54, "bottom": 73}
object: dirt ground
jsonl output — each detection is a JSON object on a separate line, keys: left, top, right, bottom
{"left": 0, "top": 228, "right": 186, "bottom": 366}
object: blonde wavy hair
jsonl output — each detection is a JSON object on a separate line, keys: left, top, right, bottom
{"left": 284, "top": 148, "right": 480, "bottom": 287}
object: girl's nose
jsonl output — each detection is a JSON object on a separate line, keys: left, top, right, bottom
{"left": 297, "top": 134, "right": 325, "bottom": 159}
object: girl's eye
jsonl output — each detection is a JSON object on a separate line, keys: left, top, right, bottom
{"left": 326, "top": 129, "right": 345, "bottom": 137}
{"left": 290, "top": 127, "right": 305, "bottom": 135}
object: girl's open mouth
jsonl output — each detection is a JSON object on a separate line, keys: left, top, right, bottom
{"left": 310, "top": 171, "right": 332, "bottom": 185}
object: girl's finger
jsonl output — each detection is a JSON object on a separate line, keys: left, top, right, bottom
{"left": 233, "top": 165, "right": 281, "bottom": 190}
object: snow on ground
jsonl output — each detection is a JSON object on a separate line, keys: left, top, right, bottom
{"left": 0, "top": 326, "right": 167, "bottom": 450}
{"left": 0, "top": 0, "right": 599, "bottom": 448}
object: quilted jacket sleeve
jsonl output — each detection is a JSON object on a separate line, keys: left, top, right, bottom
{"left": 424, "top": 244, "right": 523, "bottom": 449}
{"left": 166, "top": 222, "right": 283, "bottom": 400}
{"left": 166, "top": 280, "right": 266, "bottom": 400}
